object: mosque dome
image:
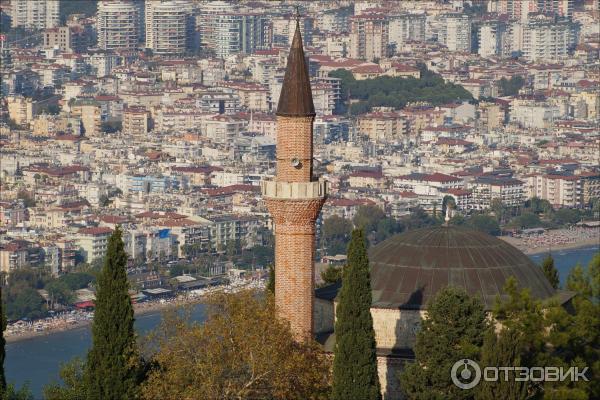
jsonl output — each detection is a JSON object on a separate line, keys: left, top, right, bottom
{"left": 368, "top": 225, "right": 557, "bottom": 310}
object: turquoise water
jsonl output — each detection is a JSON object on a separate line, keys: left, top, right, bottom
{"left": 6, "top": 246, "right": 599, "bottom": 399}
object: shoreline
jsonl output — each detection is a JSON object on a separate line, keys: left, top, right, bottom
{"left": 5, "top": 296, "right": 205, "bottom": 344}
{"left": 501, "top": 236, "right": 599, "bottom": 255}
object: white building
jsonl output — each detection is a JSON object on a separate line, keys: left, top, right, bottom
{"left": 522, "top": 16, "right": 578, "bottom": 62}
{"left": 510, "top": 99, "right": 560, "bottom": 129}
{"left": 349, "top": 13, "right": 389, "bottom": 61}
{"left": 478, "top": 20, "right": 507, "bottom": 57}
{"left": 439, "top": 13, "right": 471, "bottom": 52}
{"left": 213, "top": 13, "right": 271, "bottom": 58}
{"left": 145, "top": 0, "right": 194, "bottom": 55}
{"left": 388, "top": 13, "right": 426, "bottom": 50}
{"left": 11, "top": 0, "right": 59, "bottom": 30}
{"left": 97, "top": 0, "right": 141, "bottom": 51}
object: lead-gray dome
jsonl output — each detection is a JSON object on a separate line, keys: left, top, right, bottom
{"left": 368, "top": 226, "right": 556, "bottom": 310}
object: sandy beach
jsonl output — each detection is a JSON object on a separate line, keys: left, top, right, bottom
{"left": 5, "top": 280, "right": 264, "bottom": 343}
{"left": 500, "top": 227, "right": 600, "bottom": 255}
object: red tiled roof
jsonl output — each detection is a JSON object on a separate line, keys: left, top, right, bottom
{"left": 78, "top": 227, "right": 112, "bottom": 235}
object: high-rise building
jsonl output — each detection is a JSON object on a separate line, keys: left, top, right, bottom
{"left": 97, "top": 0, "right": 141, "bottom": 51}
{"left": 439, "top": 13, "right": 471, "bottom": 52}
{"left": 261, "top": 19, "right": 327, "bottom": 341}
{"left": 477, "top": 20, "right": 507, "bottom": 57}
{"left": 522, "top": 15, "right": 578, "bottom": 62}
{"left": 213, "top": 13, "right": 272, "bottom": 58}
{"left": 349, "top": 13, "right": 389, "bottom": 61}
{"left": 537, "top": 0, "right": 573, "bottom": 18}
{"left": 388, "top": 13, "right": 426, "bottom": 49}
{"left": 11, "top": 0, "right": 59, "bottom": 30}
{"left": 196, "top": 1, "right": 235, "bottom": 52}
{"left": 145, "top": 0, "right": 194, "bottom": 55}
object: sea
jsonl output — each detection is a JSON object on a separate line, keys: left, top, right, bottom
{"left": 6, "top": 246, "right": 599, "bottom": 399}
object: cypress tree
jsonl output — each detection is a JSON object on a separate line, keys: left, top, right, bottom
{"left": 85, "top": 227, "right": 139, "bottom": 399}
{"left": 332, "top": 229, "right": 381, "bottom": 400}
{"left": 266, "top": 265, "right": 275, "bottom": 294}
{"left": 541, "top": 254, "right": 559, "bottom": 289}
{"left": 1, "top": 287, "right": 6, "bottom": 395}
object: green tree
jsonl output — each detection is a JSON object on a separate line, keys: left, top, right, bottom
{"left": 467, "top": 214, "right": 501, "bottom": 236}
{"left": 374, "top": 217, "right": 402, "bottom": 244}
{"left": 45, "top": 280, "right": 74, "bottom": 309}
{"left": 85, "top": 227, "right": 140, "bottom": 399}
{"left": 266, "top": 265, "right": 275, "bottom": 294}
{"left": 498, "top": 76, "right": 525, "bottom": 96}
{"left": 541, "top": 254, "right": 559, "bottom": 289}
{"left": 332, "top": 229, "right": 381, "bottom": 400}
{"left": 320, "top": 265, "right": 343, "bottom": 286}
{"left": 400, "top": 287, "right": 487, "bottom": 400}
{"left": 321, "top": 215, "right": 353, "bottom": 256}
{"left": 508, "top": 212, "right": 541, "bottom": 230}
{"left": 43, "top": 358, "right": 87, "bottom": 400}
{"left": 353, "top": 205, "right": 385, "bottom": 235}
{"left": 476, "top": 328, "right": 528, "bottom": 400}
{"left": 552, "top": 208, "right": 581, "bottom": 226}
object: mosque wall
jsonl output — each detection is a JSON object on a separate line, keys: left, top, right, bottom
{"left": 371, "top": 308, "right": 426, "bottom": 350}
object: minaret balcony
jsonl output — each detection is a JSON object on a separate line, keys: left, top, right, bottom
{"left": 261, "top": 179, "right": 328, "bottom": 200}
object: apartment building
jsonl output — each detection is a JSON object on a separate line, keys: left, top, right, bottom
{"left": 122, "top": 106, "right": 150, "bottom": 136}
{"left": 439, "top": 13, "right": 471, "bottom": 52}
{"left": 97, "top": 0, "right": 141, "bottom": 51}
{"left": 43, "top": 26, "right": 88, "bottom": 53}
{"left": 470, "top": 176, "right": 525, "bottom": 209}
{"left": 388, "top": 13, "right": 426, "bottom": 49}
{"left": 358, "top": 111, "right": 407, "bottom": 143}
{"left": 522, "top": 16, "right": 578, "bottom": 62}
{"left": 74, "top": 227, "right": 112, "bottom": 264}
{"left": 349, "top": 13, "right": 389, "bottom": 61}
{"left": 71, "top": 100, "right": 102, "bottom": 136}
{"left": 145, "top": 0, "right": 194, "bottom": 55}
{"left": 11, "top": 0, "right": 59, "bottom": 30}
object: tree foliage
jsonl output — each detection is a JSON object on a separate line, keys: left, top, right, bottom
{"left": 508, "top": 212, "right": 542, "bottom": 230}
{"left": 321, "top": 215, "right": 353, "bottom": 256}
{"left": 541, "top": 254, "right": 560, "bottom": 289}
{"left": 498, "top": 76, "right": 525, "bottom": 96}
{"left": 332, "top": 229, "right": 381, "bottom": 400}
{"left": 320, "top": 265, "right": 343, "bottom": 287}
{"left": 330, "top": 66, "right": 473, "bottom": 115}
{"left": 141, "top": 291, "right": 331, "bottom": 399}
{"left": 267, "top": 265, "right": 275, "bottom": 294}
{"left": 85, "top": 227, "right": 140, "bottom": 399}
{"left": 467, "top": 214, "right": 501, "bottom": 236}
{"left": 400, "top": 287, "right": 487, "bottom": 400}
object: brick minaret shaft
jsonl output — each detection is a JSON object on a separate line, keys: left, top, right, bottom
{"left": 261, "top": 18, "right": 327, "bottom": 341}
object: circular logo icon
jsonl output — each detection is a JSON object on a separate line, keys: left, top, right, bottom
{"left": 451, "top": 359, "right": 481, "bottom": 390}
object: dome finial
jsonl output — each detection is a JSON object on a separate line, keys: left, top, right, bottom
{"left": 444, "top": 206, "right": 451, "bottom": 226}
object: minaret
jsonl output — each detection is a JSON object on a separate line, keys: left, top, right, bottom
{"left": 261, "top": 15, "right": 327, "bottom": 341}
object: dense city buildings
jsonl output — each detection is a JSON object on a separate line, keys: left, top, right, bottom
{"left": 0, "top": 1, "right": 598, "bottom": 397}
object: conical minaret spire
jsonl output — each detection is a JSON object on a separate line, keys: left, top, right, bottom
{"left": 276, "top": 17, "right": 315, "bottom": 117}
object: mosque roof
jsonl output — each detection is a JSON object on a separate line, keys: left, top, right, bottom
{"left": 368, "top": 226, "right": 559, "bottom": 310}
